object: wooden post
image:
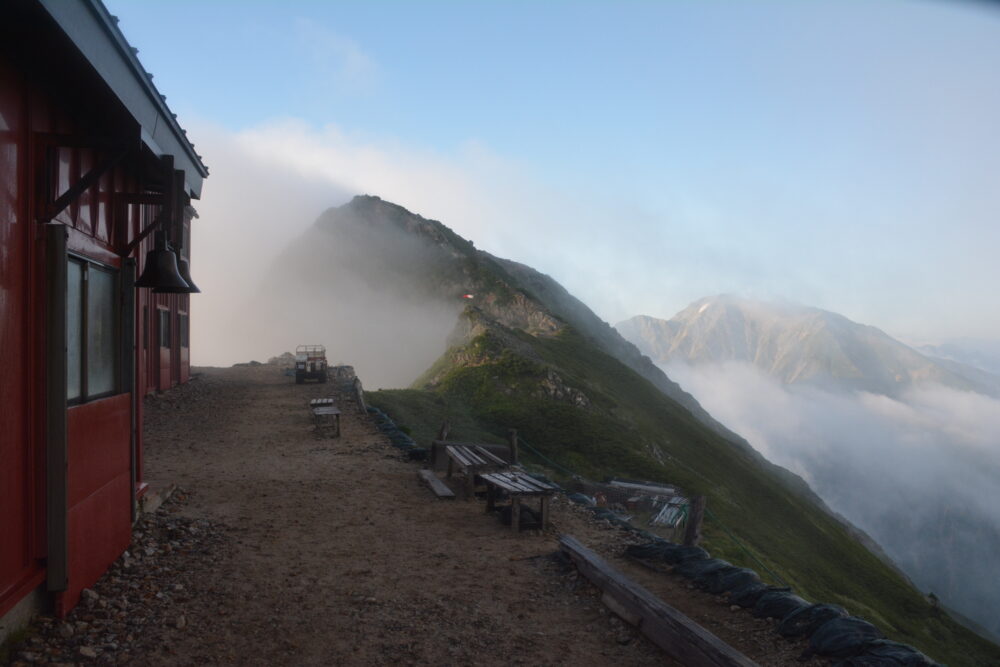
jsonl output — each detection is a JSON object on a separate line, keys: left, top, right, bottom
{"left": 540, "top": 496, "right": 550, "bottom": 530}
{"left": 354, "top": 377, "right": 366, "bottom": 413}
{"left": 683, "top": 496, "right": 706, "bottom": 547}
{"left": 437, "top": 420, "right": 451, "bottom": 441}
{"left": 508, "top": 428, "right": 519, "bottom": 466}
{"left": 486, "top": 484, "right": 496, "bottom": 513}
{"left": 432, "top": 420, "right": 451, "bottom": 468}
{"left": 511, "top": 497, "right": 521, "bottom": 532}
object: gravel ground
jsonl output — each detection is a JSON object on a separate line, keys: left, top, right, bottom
{"left": 3, "top": 365, "right": 828, "bottom": 666}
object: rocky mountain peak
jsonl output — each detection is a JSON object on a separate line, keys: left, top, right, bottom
{"left": 618, "top": 295, "right": 998, "bottom": 396}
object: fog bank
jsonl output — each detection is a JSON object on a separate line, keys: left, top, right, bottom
{"left": 663, "top": 360, "right": 1000, "bottom": 638}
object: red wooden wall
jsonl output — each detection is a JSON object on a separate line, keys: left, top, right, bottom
{"left": 0, "top": 46, "right": 193, "bottom": 618}
{"left": 0, "top": 55, "right": 47, "bottom": 620}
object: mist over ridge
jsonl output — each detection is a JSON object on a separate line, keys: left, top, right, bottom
{"left": 617, "top": 295, "right": 1000, "bottom": 640}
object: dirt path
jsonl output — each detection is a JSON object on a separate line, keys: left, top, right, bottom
{"left": 139, "top": 365, "right": 670, "bottom": 666}
{"left": 6, "top": 364, "right": 823, "bottom": 666}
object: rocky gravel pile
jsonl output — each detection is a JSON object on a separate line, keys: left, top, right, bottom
{"left": 5, "top": 492, "right": 230, "bottom": 666}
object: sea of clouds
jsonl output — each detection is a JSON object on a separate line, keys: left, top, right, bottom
{"left": 663, "top": 360, "right": 1000, "bottom": 638}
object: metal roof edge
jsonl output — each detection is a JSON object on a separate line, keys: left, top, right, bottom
{"left": 37, "top": 0, "right": 209, "bottom": 196}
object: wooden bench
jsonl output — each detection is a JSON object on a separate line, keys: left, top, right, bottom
{"left": 310, "top": 398, "right": 340, "bottom": 437}
{"left": 481, "top": 471, "right": 558, "bottom": 531}
{"left": 441, "top": 443, "right": 509, "bottom": 498}
{"left": 417, "top": 469, "right": 456, "bottom": 499}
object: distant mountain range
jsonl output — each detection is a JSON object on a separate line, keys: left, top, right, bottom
{"left": 618, "top": 294, "right": 1000, "bottom": 642}
{"left": 916, "top": 339, "right": 1000, "bottom": 378}
{"left": 616, "top": 295, "right": 1000, "bottom": 397}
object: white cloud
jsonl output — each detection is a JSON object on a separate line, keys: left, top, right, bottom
{"left": 663, "top": 359, "right": 1000, "bottom": 636}
{"left": 293, "top": 19, "right": 380, "bottom": 95}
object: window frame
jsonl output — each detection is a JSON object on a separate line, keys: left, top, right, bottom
{"left": 66, "top": 254, "right": 121, "bottom": 405}
{"left": 178, "top": 312, "right": 189, "bottom": 349}
{"left": 158, "top": 308, "right": 171, "bottom": 349}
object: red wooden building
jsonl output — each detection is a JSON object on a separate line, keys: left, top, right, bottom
{"left": 0, "top": 0, "right": 208, "bottom": 631}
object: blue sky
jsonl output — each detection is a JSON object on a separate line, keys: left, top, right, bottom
{"left": 107, "top": 0, "right": 1000, "bottom": 355}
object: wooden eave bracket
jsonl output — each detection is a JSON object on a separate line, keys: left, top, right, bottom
{"left": 121, "top": 160, "right": 186, "bottom": 257}
{"left": 38, "top": 132, "right": 137, "bottom": 223}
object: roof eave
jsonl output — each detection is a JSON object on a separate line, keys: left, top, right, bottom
{"left": 37, "top": 0, "right": 209, "bottom": 198}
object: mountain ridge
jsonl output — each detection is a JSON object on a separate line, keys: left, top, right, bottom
{"left": 617, "top": 294, "right": 1000, "bottom": 396}
{"left": 264, "top": 196, "right": 999, "bottom": 663}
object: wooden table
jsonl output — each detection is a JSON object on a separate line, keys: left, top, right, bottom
{"left": 444, "top": 444, "right": 508, "bottom": 498}
{"left": 310, "top": 398, "right": 340, "bottom": 437}
{"left": 481, "top": 471, "right": 558, "bottom": 531}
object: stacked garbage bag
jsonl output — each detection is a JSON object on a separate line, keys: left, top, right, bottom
{"left": 624, "top": 539, "right": 941, "bottom": 666}
{"left": 366, "top": 406, "right": 427, "bottom": 460}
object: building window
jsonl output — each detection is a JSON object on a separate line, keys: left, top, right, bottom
{"left": 67, "top": 257, "right": 119, "bottom": 403}
{"left": 179, "top": 313, "right": 189, "bottom": 348}
{"left": 158, "top": 309, "right": 171, "bottom": 348}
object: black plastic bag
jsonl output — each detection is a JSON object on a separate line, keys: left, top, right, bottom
{"left": 729, "top": 582, "right": 778, "bottom": 608}
{"left": 752, "top": 590, "right": 811, "bottom": 620}
{"left": 675, "top": 558, "right": 732, "bottom": 580}
{"left": 778, "top": 603, "right": 848, "bottom": 638}
{"left": 803, "top": 617, "right": 884, "bottom": 659}
{"left": 832, "top": 639, "right": 940, "bottom": 666}
{"left": 702, "top": 567, "right": 760, "bottom": 595}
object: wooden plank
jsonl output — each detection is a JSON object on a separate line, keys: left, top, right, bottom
{"left": 515, "top": 476, "right": 550, "bottom": 493}
{"left": 473, "top": 445, "right": 507, "bottom": 466}
{"left": 481, "top": 472, "right": 549, "bottom": 495}
{"left": 310, "top": 398, "right": 335, "bottom": 407}
{"left": 602, "top": 591, "right": 641, "bottom": 626}
{"left": 446, "top": 446, "right": 475, "bottom": 469}
{"left": 481, "top": 473, "right": 525, "bottom": 493}
{"left": 508, "top": 472, "right": 557, "bottom": 492}
{"left": 482, "top": 475, "right": 521, "bottom": 494}
{"left": 483, "top": 472, "right": 555, "bottom": 495}
{"left": 503, "top": 476, "right": 539, "bottom": 494}
{"left": 463, "top": 450, "right": 488, "bottom": 466}
{"left": 559, "top": 535, "right": 757, "bottom": 667}
{"left": 417, "top": 470, "right": 456, "bottom": 499}
{"left": 432, "top": 440, "right": 504, "bottom": 449}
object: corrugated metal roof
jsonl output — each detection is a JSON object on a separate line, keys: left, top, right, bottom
{"left": 37, "top": 0, "right": 209, "bottom": 197}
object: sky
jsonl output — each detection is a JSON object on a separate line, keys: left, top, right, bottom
{"left": 105, "top": 0, "right": 1000, "bottom": 361}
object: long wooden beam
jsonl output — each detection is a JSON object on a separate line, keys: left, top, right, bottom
{"left": 558, "top": 535, "right": 757, "bottom": 667}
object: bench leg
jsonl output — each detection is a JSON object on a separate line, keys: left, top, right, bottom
{"left": 511, "top": 497, "right": 521, "bottom": 532}
{"left": 540, "top": 496, "right": 550, "bottom": 530}
{"left": 465, "top": 473, "right": 474, "bottom": 501}
{"left": 447, "top": 458, "right": 454, "bottom": 479}
{"left": 486, "top": 485, "right": 495, "bottom": 513}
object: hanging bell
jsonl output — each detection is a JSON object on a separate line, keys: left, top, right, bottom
{"left": 136, "top": 230, "right": 190, "bottom": 292}
{"left": 174, "top": 251, "right": 201, "bottom": 293}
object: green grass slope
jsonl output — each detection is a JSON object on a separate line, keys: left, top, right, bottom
{"left": 370, "top": 323, "right": 1000, "bottom": 665}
